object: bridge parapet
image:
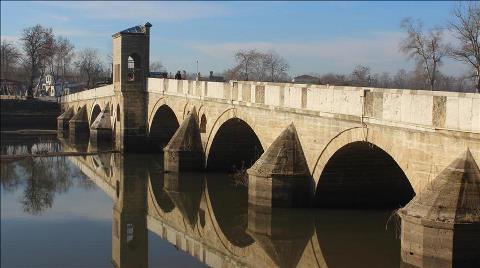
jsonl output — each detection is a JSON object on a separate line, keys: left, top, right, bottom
{"left": 148, "top": 78, "right": 480, "bottom": 134}
{"left": 59, "top": 84, "right": 115, "bottom": 102}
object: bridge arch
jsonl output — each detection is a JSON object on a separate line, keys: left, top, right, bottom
{"left": 313, "top": 127, "right": 414, "bottom": 208}
{"left": 149, "top": 102, "right": 179, "bottom": 151}
{"left": 90, "top": 103, "right": 102, "bottom": 125}
{"left": 200, "top": 114, "right": 207, "bottom": 133}
{"left": 206, "top": 111, "right": 264, "bottom": 172}
{"left": 202, "top": 182, "right": 252, "bottom": 257}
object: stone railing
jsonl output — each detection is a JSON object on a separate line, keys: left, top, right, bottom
{"left": 59, "top": 84, "right": 115, "bottom": 102}
{"left": 148, "top": 78, "right": 480, "bottom": 134}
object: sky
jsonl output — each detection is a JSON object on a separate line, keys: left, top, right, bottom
{"left": 0, "top": 1, "right": 468, "bottom": 77}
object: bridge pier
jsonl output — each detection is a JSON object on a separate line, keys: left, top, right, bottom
{"left": 90, "top": 107, "right": 112, "bottom": 145}
{"left": 163, "top": 109, "right": 205, "bottom": 172}
{"left": 246, "top": 205, "right": 314, "bottom": 268}
{"left": 57, "top": 107, "right": 74, "bottom": 132}
{"left": 69, "top": 106, "right": 89, "bottom": 139}
{"left": 247, "top": 124, "right": 314, "bottom": 208}
{"left": 163, "top": 172, "right": 204, "bottom": 226}
{"left": 398, "top": 149, "right": 480, "bottom": 267}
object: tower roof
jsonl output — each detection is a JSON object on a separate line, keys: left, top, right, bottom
{"left": 113, "top": 22, "right": 152, "bottom": 37}
{"left": 399, "top": 149, "right": 480, "bottom": 225}
{"left": 247, "top": 123, "right": 310, "bottom": 177}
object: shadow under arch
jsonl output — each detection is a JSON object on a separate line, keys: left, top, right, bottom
{"left": 315, "top": 141, "right": 414, "bottom": 208}
{"left": 206, "top": 118, "right": 263, "bottom": 172}
{"left": 205, "top": 174, "right": 254, "bottom": 248}
{"left": 90, "top": 104, "right": 101, "bottom": 126}
{"left": 149, "top": 104, "right": 179, "bottom": 152}
{"left": 147, "top": 155, "right": 175, "bottom": 213}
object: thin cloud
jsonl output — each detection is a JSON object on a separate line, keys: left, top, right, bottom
{"left": 49, "top": 15, "right": 70, "bottom": 22}
{"left": 39, "top": 1, "right": 228, "bottom": 22}
{"left": 1, "top": 35, "right": 19, "bottom": 44}
{"left": 189, "top": 31, "right": 467, "bottom": 75}
{"left": 55, "top": 29, "right": 109, "bottom": 37}
{"left": 191, "top": 32, "right": 405, "bottom": 71}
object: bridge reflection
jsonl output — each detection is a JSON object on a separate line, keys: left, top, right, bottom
{"left": 52, "top": 138, "right": 466, "bottom": 268}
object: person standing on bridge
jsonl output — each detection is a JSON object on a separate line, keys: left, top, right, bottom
{"left": 175, "top": 71, "right": 182, "bottom": 80}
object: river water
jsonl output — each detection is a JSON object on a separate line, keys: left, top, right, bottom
{"left": 1, "top": 134, "right": 403, "bottom": 268}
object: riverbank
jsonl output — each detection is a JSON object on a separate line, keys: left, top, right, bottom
{"left": 0, "top": 98, "right": 60, "bottom": 129}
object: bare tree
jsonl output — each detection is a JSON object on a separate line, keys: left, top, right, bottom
{"left": 392, "top": 69, "right": 409, "bottom": 88}
{"left": 449, "top": 2, "right": 480, "bottom": 92}
{"left": 75, "top": 48, "right": 103, "bottom": 89}
{"left": 319, "top": 73, "right": 349, "bottom": 86}
{"left": 54, "top": 37, "right": 75, "bottom": 91}
{"left": 262, "top": 50, "right": 289, "bottom": 82}
{"left": 234, "top": 49, "right": 262, "bottom": 81}
{"left": 351, "top": 65, "right": 371, "bottom": 86}
{"left": 400, "top": 18, "right": 450, "bottom": 90}
{"left": 20, "top": 24, "right": 54, "bottom": 97}
{"left": 1, "top": 40, "right": 21, "bottom": 81}
{"left": 150, "top": 60, "right": 165, "bottom": 72}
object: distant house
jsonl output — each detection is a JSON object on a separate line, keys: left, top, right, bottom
{"left": 292, "top": 75, "right": 319, "bottom": 84}
{"left": 41, "top": 74, "right": 60, "bottom": 97}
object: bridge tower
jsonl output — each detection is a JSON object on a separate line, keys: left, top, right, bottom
{"left": 112, "top": 155, "right": 148, "bottom": 268}
{"left": 112, "top": 22, "right": 151, "bottom": 151}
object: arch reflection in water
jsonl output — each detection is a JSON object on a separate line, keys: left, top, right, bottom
{"left": 51, "top": 139, "right": 474, "bottom": 268}
{"left": 163, "top": 172, "right": 205, "bottom": 227}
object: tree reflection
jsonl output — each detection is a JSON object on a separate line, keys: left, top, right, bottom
{"left": 1, "top": 138, "right": 97, "bottom": 215}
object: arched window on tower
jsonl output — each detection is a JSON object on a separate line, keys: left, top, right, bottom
{"left": 127, "top": 56, "right": 135, "bottom": 81}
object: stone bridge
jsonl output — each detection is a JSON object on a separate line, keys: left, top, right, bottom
{"left": 58, "top": 23, "right": 480, "bottom": 209}
{"left": 61, "top": 140, "right": 406, "bottom": 268}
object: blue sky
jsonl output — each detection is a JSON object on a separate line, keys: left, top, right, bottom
{"left": 0, "top": 1, "right": 467, "bottom": 76}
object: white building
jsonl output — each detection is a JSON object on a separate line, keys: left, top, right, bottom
{"left": 41, "top": 74, "right": 59, "bottom": 96}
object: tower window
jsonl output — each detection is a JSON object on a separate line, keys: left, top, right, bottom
{"left": 127, "top": 56, "right": 135, "bottom": 81}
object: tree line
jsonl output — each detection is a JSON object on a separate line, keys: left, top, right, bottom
{"left": 224, "top": 2, "right": 479, "bottom": 93}
{"left": 1, "top": 24, "right": 112, "bottom": 97}
{"left": 1, "top": 3, "right": 479, "bottom": 94}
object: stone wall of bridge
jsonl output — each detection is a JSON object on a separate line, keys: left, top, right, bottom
{"left": 145, "top": 78, "right": 480, "bottom": 194}
{"left": 58, "top": 78, "right": 480, "bottom": 194}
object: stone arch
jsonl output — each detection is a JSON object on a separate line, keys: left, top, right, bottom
{"left": 205, "top": 174, "right": 254, "bottom": 248}
{"left": 206, "top": 112, "right": 264, "bottom": 172}
{"left": 313, "top": 127, "right": 414, "bottom": 208}
{"left": 148, "top": 161, "right": 175, "bottom": 214}
{"left": 205, "top": 108, "right": 266, "bottom": 161}
{"left": 182, "top": 101, "right": 197, "bottom": 120}
{"left": 202, "top": 182, "right": 252, "bottom": 257}
{"left": 90, "top": 103, "right": 102, "bottom": 125}
{"left": 116, "top": 104, "right": 121, "bottom": 122}
{"left": 149, "top": 103, "right": 179, "bottom": 151}
{"left": 200, "top": 114, "right": 207, "bottom": 133}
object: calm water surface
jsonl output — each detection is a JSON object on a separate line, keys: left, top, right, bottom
{"left": 1, "top": 135, "right": 402, "bottom": 268}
